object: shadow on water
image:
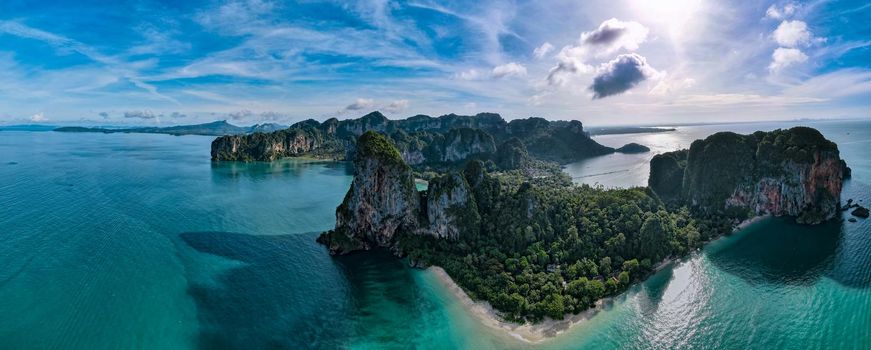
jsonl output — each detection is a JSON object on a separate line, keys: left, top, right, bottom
{"left": 707, "top": 217, "right": 871, "bottom": 289}
{"left": 636, "top": 266, "right": 674, "bottom": 316}
{"left": 179, "top": 231, "right": 427, "bottom": 350}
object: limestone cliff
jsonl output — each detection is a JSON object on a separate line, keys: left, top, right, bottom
{"left": 317, "top": 131, "right": 420, "bottom": 254}
{"left": 441, "top": 128, "right": 496, "bottom": 162}
{"left": 211, "top": 111, "right": 623, "bottom": 166}
{"left": 425, "top": 173, "right": 480, "bottom": 239}
{"left": 318, "top": 133, "right": 486, "bottom": 254}
{"left": 211, "top": 125, "right": 343, "bottom": 161}
{"left": 649, "top": 127, "right": 847, "bottom": 224}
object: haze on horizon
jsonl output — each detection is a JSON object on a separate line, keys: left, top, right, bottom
{"left": 0, "top": 0, "right": 868, "bottom": 127}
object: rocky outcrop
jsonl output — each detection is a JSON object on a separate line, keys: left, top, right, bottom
{"left": 425, "top": 173, "right": 480, "bottom": 239}
{"left": 211, "top": 125, "right": 343, "bottom": 161}
{"left": 649, "top": 127, "right": 847, "bottom": 224}
{"left": 317, "top": 131, "right": 420, "bottom": 254}
{"left": 495, "top": 138, "right": 530, "bottom": 170}
{"left": 441, "top": 128, "right": 496, "bottom": 162}
{"left": 648, "top": 150, "right": 687, "bottom": 204}
{"left": 616, "top": 143, "right": 650, "bottom": 153}
{"left": 211, "top": 111, "right": 618, "bottom": 166}
{"left": 318, "top": 133, "right": 490, "bottom": 254}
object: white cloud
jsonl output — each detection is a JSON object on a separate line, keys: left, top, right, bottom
{"left": 533, "top": 42, "right": 554, "bottom": 59}
{"left": 668, "top": 93, "right": 824, "bottom": 106}
{"left": 580, "top": 18, "right": 649, "bottom": 55}
{"left": 228, "top": 110, "right": 254, "bottom": 120}
{"left": 228, "top": 110, "right": 287, "bottom": 122}
{"left": 765, "top": 3, "right": 797, "bottom": 19}
{"left": 589, "top": 53, "right": 659, "bottom": 99}
{"left": 385, "top": 100, "right": 409, "bottom": 113}
{"left": 769, "top": 47, "right": 808, "bottom": 73}
{"left": 650, "top": 76, "right": 696, "bottom": 95}
{"left": 491, "top": 62, "right": 527, "bottom": 79}
{"left": 195, "top": 0, "right": 275, "bottom": 35}
{"left": 455, "top": 69, "right": 483, "bottom": 81}
{"left": 124, "top": 110, "right": 157, "bottom": 119}
{"left": 546, "top": 18, "right": 648, "bottom": 86}
{"left": 773, "top": 20, "right": 811, "bottom": 47}
{"left": 30, "top": 112, "right": 47, "bottom": 122}
{"left": 546, "top": 46, "right": 594, "bottom": 86}
{"left": 344, "top": 98, "right": 375, "bottom": 111}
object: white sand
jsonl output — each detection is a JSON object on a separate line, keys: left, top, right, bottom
{"left": 427, "top": 215, "right": 768, "bottom": 343}
{"left": 429, "top": 266, "right": 612, "bottom": 343}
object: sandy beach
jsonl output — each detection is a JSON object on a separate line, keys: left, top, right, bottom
{"left": 429, "top": 266, "right": 612, "bottom": 343}
{"left": 428, "top": 216, "right": 771, "bottom": 343}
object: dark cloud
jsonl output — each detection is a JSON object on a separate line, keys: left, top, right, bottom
{"left": 98, "top": 112, "right": 109, "bottom": 118}
{"left": 589, "top": 53, "right": 657, "bottom": 99}
{"left": 170, "top": 112, "right": 187, "bottom": 118}
{"left": 582, "top": 25, "right": 626, "bottom": 45}
{"left": 124, "top": 110, "right": 156, "bottom": 119}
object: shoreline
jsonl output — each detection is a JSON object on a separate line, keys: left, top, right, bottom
{"left": 429, "top": 266, "right": 613, "bottom": 343}
{"left": 733, "top": 214, "right": 769, "bottom": 232}
{"left": 428, "top": 215, "right": 772, "bottom": 343}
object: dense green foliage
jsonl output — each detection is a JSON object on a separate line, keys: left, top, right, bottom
{"left": 356, "top": 131, "right": 406, "bottom": 167}
{"left": 648, "top": 149, "right": 687, "bottom": 204}
{"left": 650, "top": 127, "right": 844, "bottom": 216}
{"left": 398, "top": 162, "right": 730, "bottom": 322}
{"left": 212, "top": 111, "right": 620, "bottom": 165}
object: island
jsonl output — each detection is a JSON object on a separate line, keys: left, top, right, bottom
{"left": 211, "top": 111, "right": 648, "bottom": 167}
{"left": 213, "top": 113, "right": 848, "bottom": 334}
{"left": 54, "top": 120, "right": 286, "bottom": 136}
{"left": 586, "top": 126, "right": 676, "bottom": 136}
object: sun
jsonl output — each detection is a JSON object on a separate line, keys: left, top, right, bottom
{"left": 629, "top": 0, "right": 706, "bottom": 55}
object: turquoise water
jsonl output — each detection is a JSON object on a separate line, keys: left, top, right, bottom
{"left": 1, "top": 121, "right": 870, "bottom": 349}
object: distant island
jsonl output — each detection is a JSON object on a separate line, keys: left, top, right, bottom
{"left": 207, "top": 111, "right": 850, "bottom": 327}
{"left": 54, "top": 120, "right": 287, "bottom": 136}
{"left": 211, "top": 111, "right": 650, "bottom": 169}
{"left": 586, "top": 126, "right": 676, "bottom": 136}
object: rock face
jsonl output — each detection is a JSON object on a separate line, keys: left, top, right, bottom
{"left": 495, "top": 138, "right": 530, "bottom": 170}
{"left": 648, "top": 150, "right": 688, "bottom": 204}
{"left": 425, "top": 173, "right": 479, "bottom": 239}
{"left": 211, "top": 125, "right": 343, "bottom": 161}
{"left": 318, "top": 131, "right": 420, "bottom": 254}
{"left": 318, "top": 133, "right": 486, "bottom": 254}
{"left": 649, "top": 127, "right": 847, "bottom": 224}
{"left": 441, "top": 128, "right": 497, "bottom": 162}
{"left": 211, "top": 111, "right": 617, "bottom": 166}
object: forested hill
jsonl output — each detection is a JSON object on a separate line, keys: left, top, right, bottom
{"left": 210, "top": 111, "right": 643, "bottom": 167}
{"left": 318, "top": 127, "right": 847, "bottom": 323}
{"left": 649, "top": 127, "right": 849, "bottom": 224}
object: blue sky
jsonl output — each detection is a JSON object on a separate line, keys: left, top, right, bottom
{"left": 0, "top": 0, "right": 869, "bottom": 126}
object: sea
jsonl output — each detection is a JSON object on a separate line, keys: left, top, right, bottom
{"left": 0, "top": 119, "right": 869, "bottom": 349}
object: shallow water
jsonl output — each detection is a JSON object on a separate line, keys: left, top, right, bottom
{"left": 1, "top": 120, "right": 869, "bottom": 349}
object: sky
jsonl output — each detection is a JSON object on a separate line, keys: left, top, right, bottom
{"left": 0, "top": 0, "right": 869, "bottom": 126}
